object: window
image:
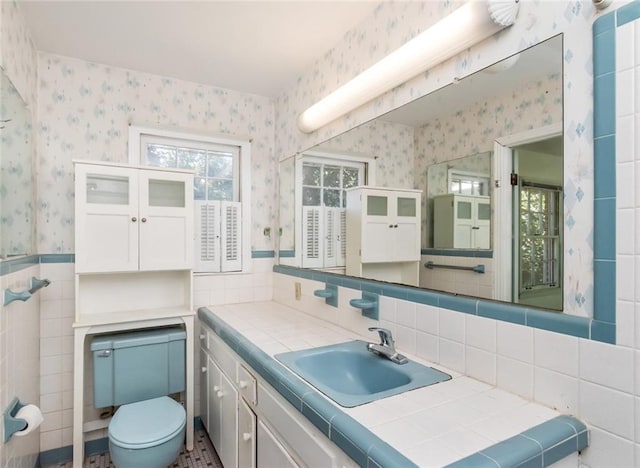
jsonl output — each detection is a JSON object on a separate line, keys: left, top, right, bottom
{"left": 518, "top": 182, "right": 561, "bottom": 291}
{"left": 129, "top": 126, "right": 251, "bottom": 273}
{"left": 448, "top": 170, "right": 490, "bottom": 196}
{"left": 296, "top": 152, "right": 368, "bottom": 269}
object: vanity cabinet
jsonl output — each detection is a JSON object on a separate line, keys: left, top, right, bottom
{"left": 433, "top": 194, "right": 490, "bottom": 249}
{"left": 74, "top": 160, "right": 193, "bottom": 273}
{"left": 346, "top": 187, "right": 421, "bottom": 286}
{"left": 199, "top": 324, "right": 356, "bottom": 468}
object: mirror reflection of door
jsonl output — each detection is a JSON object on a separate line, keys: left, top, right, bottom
{"left": 511, "top": 137, "right": 563, "bottom": 310}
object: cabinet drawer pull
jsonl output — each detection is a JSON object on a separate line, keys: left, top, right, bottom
{"left": 242, "top": 432, "right": 252, "bottom": 441}
{"left": 141, "top": 217, "right": 147, "bottom": 223}
{"left": 201, "top": 367, "right": 207, "bottom": 373}
{"left": 131, "top": 217, "right": 137, "bottom": 222}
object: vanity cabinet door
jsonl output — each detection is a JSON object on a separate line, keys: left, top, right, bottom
{"left": 208, "top": 356, "right": 238, "bottom": 468}
{"left": 207, "top": 356, "right": 222, "bottom": 451}
{"left": 238, "top": 398, "right": 256, "bottom": 468}
{"left": 200, "top": 348, "right": 209, "bottom": 434}
{"left": 257, "top": 421, "right": 299, "bottom": 468}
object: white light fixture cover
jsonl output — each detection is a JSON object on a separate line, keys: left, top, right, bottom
{"left": 298, "top": 0, "right": 520, "bottom": 133}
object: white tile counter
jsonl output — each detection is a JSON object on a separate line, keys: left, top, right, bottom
{"left": 200, "top": 301, "right": 586, "bottom": 467}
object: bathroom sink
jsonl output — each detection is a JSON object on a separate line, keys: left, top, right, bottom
{"left": 275, "top": 340, "right": 451, "bottom": 407}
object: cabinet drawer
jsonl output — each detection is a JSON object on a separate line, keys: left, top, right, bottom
{"left": 209, "top": 332, "right": 237, "bottom": 381}
{"left": 238, "top": 364, "right": 257, "bottom": 406}
{"left": 258, "top": 383, "right": 336, "bottom": 468}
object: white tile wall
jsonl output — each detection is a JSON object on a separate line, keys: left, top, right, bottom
{"left": 0, "top": 265, "right": 40, "bottom": 468}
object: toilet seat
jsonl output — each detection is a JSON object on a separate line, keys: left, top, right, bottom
{"left": 109, "top": 396, "right": 186, "bottom": 450}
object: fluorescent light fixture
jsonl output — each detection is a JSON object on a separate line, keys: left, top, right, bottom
{"left": 297, "top": 0, "right": 520, "bottom": 133}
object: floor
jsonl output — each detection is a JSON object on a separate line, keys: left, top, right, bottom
{"left": 44, "top": 429, "right": 223, "bottom": 468}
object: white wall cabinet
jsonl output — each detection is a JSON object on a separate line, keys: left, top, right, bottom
{"left": 199, "top": 325, "right": 356, "bottom": 468}
{"left": 345, "top": 187, "right": 421, "bottom": 286}
{"left": 75, "top": 161, "right": 193, "bottom": 273}
{"left": 433, "top": 194, "right": 490, "bottom": 249}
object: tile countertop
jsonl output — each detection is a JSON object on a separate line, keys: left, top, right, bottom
{"left": 198, "top": 302, "right": 588, "bottom": 468}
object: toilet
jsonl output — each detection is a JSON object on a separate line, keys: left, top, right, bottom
{"left": 91, "top": 327, "right": 187, "bottom": 467}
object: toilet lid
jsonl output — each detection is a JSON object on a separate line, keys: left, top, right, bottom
{"left": 109, "top": 396, "right": 186, "bottom": 449}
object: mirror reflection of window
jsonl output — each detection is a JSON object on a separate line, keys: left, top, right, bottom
{"left": 448, "top": 171, "right": 490, "bottom": 196}
{"left": 299, "top": 157, "right": 365, "bottom": 269}
{"left": 302, "top": 162, "right": 361, "bottom": 208}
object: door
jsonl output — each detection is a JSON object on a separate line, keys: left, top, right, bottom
{"left": 200, "top": 349, "right": 209, "bottom": 434}
{"left": 218, "top": 371, "right": 238, "bottom": 468}
{"left": 238, "top": 399, "right": 256, "bottom": 468}
{"left": 207, "top": 356, "right": 222, "bottom": 451}
{"left": 257, "top": 421, "right": 299, "bottom": 468}
{"left": 511, "top": 146, "right": 563, "bottom": 310}
{"left": 138, "top": 169, "right": 193, "bottom": 270}
{"left": 75, "top": 164, "right": 139, "bottom": 273}
{"left": 361, "top": 193, "right": 393, "bottom": 262}
{"left": 393, "top": 194, "right": 420, "bottom": 261}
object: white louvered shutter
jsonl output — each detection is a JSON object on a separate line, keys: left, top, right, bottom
{"left": 302, "top": 206, "right": 323, "bottom": 268}
{"left": 338, "top": 208, "right": 346, "bottom": 267}
{"left": 194, "top": 200, "right": 242, "bottom": 272}
{"left": 324, "top": 208, "right": 346, "bottom": 268}
{"left": 195, "top": 201, "right": 221, "bottom": 272}
{"left": 221, "top": 201, "right": 242, "bottom": 272}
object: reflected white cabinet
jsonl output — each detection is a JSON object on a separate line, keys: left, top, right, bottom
{"left": 346, "top": 187, "right": 421, "bottom": 286}
{"left": 433, "top": 194, "right": 490, "bottom": 249}
{"left": 75, "top": 161, "right": 193, "bottom": 273}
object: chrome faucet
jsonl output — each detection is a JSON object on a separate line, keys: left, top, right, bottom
{"left": 366, "top": 327, "right": 408, "bottom": 364}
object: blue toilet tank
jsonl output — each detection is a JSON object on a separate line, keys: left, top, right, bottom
{"left": 91, "top": 327, "right": 186, "bottom": 408}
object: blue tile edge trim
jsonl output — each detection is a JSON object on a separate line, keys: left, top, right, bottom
{"left": 197, "top": 307, "right": 419, "bottom": 468}
{"left": 1, "top": 254, "right": 75, "bottom": 277}
{"left": 446, "top": 415, "right": 589, "bottom": 468}
{"left": 617, "top": 0, "right": 640, "bottom": 27}
{"left": 273, "top": 266, "right": 594, "bottom": 340}
{"left": 591, "top": 12, "right": 618, "bottom": 344}
{"left": 279, "top": 249, "right": 296, "bottom": 258}
{"left": 36, "top": 417, "right": 204, "bottom": 466}
{"left": 422, "top": 248, "right": 493, "bottom": 258}
{"left": 251, "top": 250, "right": 275, "bottom": 258}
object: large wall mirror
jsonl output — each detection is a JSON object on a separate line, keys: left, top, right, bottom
{"left": 1, "top": 67, "right": 33, "bottom": 260}
{"left": 278, "top": 34, "right": 563, "bottom": 311}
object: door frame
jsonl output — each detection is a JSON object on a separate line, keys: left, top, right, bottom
{"left": 492, "top": 122, "right": 563, "bottom": 302}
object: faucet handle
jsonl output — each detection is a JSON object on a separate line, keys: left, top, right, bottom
{"left": 368, "top": 327, "right": 394, "bottom": 346}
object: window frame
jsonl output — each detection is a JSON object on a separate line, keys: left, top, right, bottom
{"left": 294, "top": 149, "right": 375, "bottom": 269}
{"left": 128, "top": 125, "right": 252, "bottom": 274}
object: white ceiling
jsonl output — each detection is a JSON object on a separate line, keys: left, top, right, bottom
{"left": 19, "top": 1, "right": 380, "bottom": 97}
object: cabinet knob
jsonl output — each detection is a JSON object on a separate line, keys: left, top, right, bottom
{"left": 201, "top": 367, "right": 207, "bottom": 373}
{"left": 199, "top": 334, "right": 206, "bottom": 340}
{"left": 141, "top": 217, "right": 147, "bottom": 223}
{"left": 213, "top": 385, "right": 220, "bottom": 392}
{"left": 242, "top": 432, "right": 252, "bottom": 442}
{"left": 216, "top": 390, "right": 224, "bottom": 398}
{"left": 239, "top": 380, "right": 248, "bottom": 389}
{"left": 131, "top": 217, "right": 137, "bottom": 222}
